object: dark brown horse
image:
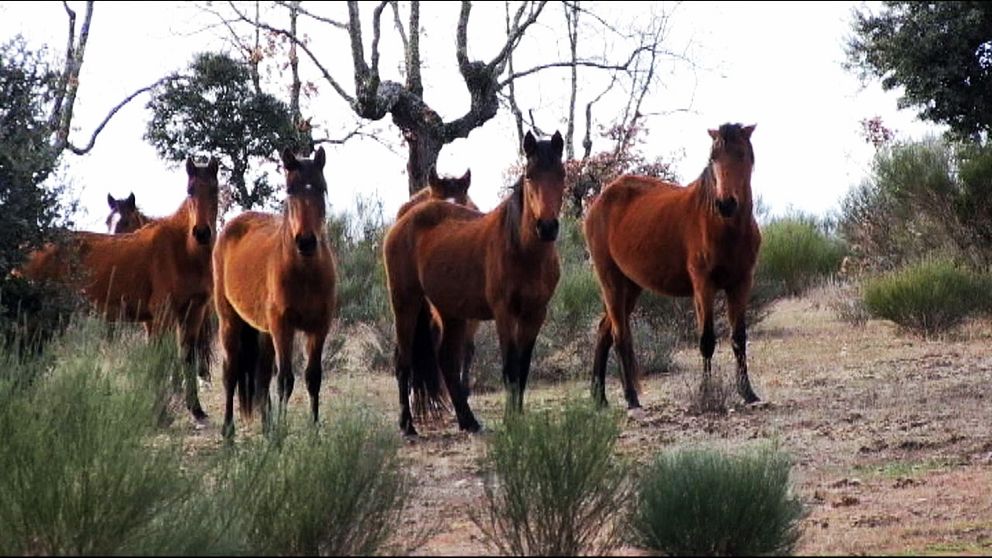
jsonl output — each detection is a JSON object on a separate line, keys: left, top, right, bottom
{"left": 395, "top": 167, "right": 483, "bottom": 394}
{"left": 383, "top": 131, "right": 566, "bottom": 436}
{"left": 106, "top": 192, "right": 155, "bottom": 233}
{"left": 22, "top": 157, "right": 221, "bottom": 422}
{"left": 213, "top": 147, "right": 336, "bottom": 438}
{"left": 584, "top": 123, "right": 762, "bottom": 411}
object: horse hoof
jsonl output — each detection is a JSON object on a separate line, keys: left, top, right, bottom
{"left": 461, "top": 420, "right": 483, "bottom": 434}
{"left": 627, "top": 407, "right": 647, "bottom": 421}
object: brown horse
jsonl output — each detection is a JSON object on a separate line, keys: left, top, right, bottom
{"left": 395, "top": 166, "right": 483, "bottom": 394}
{"left": 213, "top": 146, "right": 336, "bottom": 438}
{"left": 22, "top": 157, "right": 221, "bottom": 421}
{"left": 106, "top": 192, "right": 155, "bottom": 233}
{"left": 104, "top": 191, "right": 216, "bottom": 383}
{"left": 383, "top": 131, "right": 566, "bottom": 436}
{"left": 584, "top": 123, "right": 762, "bottom": 410}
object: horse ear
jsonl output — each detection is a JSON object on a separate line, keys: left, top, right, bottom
{"left": 186, "top": 156, "right": 197, "bottom": 176}
{"left": 742, "top": 124, "right": 756, "bottom": 140}
{"left": 126, "top": 192, "right": 136, "bottom": 207}
{"left": 708, "top": 129, "right": 720, "bottom": 141}
{"left": 281, "top": 147, "right": 299, "bottom": 171}
{"left": 461, "top": 168, "right": 471, "bottom": 189}
{"left": 207, "top": 157, "right": 219, "bottom": 176}
{"left": 314, "top": 146, "right": 326, "bottom": 170}
{"left": 523, "top": 131, "right": 537, "bottom": 157}
{"left": 428, "top": 166, "right": 441, "bottom": 188}
{"left": 107, "top": 194, "right": 117, "bottom": 210}
{"left": 551, "top": 130, "right": 564, "bottom": 158}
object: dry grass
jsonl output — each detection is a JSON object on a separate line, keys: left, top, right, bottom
{"left": 178, "top": 293, "right": 992, "bottom": 556}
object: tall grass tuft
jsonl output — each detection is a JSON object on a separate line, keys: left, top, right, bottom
{"left": 862, "top": 259, "right": 992, "bottom": 338}
{"left": 474, "top": 398, "right": 629, "bottom": 556}
{"left": 223, "top": 402, "right": 413, "bottom": 556}
{"left": 0, "top": 319, "right": 221, "bottom": 555}
{"left": 632, "top": 444, "right": 805, "bottom": 556}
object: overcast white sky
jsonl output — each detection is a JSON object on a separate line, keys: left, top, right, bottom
{"left": 1, "top": 1, "right": 943, "bottom": 232}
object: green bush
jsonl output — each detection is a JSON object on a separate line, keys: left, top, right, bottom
{"left": 327, "top": 195, "right": 391, "bottom": 327}
{"left": 225, "top": 402, "right": 412, "bottom": 556}
{"left": 632, "top": 444, "right": 805, "bottom": 556}
{"left": 862, "top": 259, "right": 992, "bottom": 338}
{"left": 0, "top": 319, "right": 228, "bottom": 555}
{"left": 474, "top": 398, "right": 629, "bottom": 556}
{"left": 758, "top": 215, "right": 847, "bottom": 297}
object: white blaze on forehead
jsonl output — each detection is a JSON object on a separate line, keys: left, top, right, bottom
{"left": 445, "top": 197, "right": 457, "bottom": 204}
{"left": 107, "top": 212, "right": 121, "bottom": 232}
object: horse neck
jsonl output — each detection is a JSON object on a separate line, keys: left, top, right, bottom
{"left": 158, "top": 199, "right": 207, "bottom": 257}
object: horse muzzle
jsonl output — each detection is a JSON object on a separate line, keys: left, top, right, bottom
{"left": 536, "top": 218, "right": 559, "bottom": 242}
{"left": 295, "top": 233, "right": 318, "bottom": 257}
{"left": 715, "top": 197, "right": 738, "bottom": 218}
{"left": 192, "top": 225, "right": 212, "bottom": 245}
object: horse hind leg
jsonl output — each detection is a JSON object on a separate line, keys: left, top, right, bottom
{"left": 391, "top": 299, "right": 422, "bottom": 437}
{"left": 591, "top": 314, "right": 613, "bottom": 406}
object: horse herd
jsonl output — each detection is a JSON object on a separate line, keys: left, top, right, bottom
{"left": 20, "top": 122, "right": 762, "bottom": 439}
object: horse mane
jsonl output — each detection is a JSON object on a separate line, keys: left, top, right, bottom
{"left": 502, "top": 177, "right": 524, "bottom": 252}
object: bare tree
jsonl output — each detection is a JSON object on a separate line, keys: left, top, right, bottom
{"left": 217, "top": 1, "right": 688, "bottom": 196}
{"left": 48, "top": 1, "right": 180, "bottom": 157}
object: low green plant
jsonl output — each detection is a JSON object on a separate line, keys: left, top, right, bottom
{"left": 759, "top": 215, "right": 847, "bottom": 297}
{"left": 224, "top": 402, "right": 413, "bottom": 556}
{"left": 632, "top": 444, "right": 805, "bottom": 556}
{"left": 474, "top": 398, "right": 629, "bottom": 556}
{"left": 862, "top": 259, "right": 992, "bottom": 338}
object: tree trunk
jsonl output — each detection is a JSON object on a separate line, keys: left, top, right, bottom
{"left": 404, "top": 129, "right": 443, "bottom": 196}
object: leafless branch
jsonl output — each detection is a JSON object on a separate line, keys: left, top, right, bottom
{"left": 503, "top": 1, "right": 525, "bottom": 148}
{"left": 407, "top": 1, "right": 422, "bottom": 95}
{"left": 370, "top": 0, "right": 389, "bottom": 78}
{"left": 65, "top": 75, "right": 184, "bottom": 155}
{"left": 275, "top": 0, "right": 347, "bottom": 29}
{"left": 489, "top": 1, "right": 547, "bottom": 75}
{"left": 226, "top": 0, "right": 355, "bottom": 104}
{"left": 53, "top": 0, "right": 94, "bottom": 154}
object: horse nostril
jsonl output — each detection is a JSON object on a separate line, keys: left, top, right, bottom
{"left": 536, "top": 219, "right": 559, "bottom": 241}
{"left": 192, "top": 226, "right": 211, "bottom": 244}
{"left": 296, "top": 234, "right": 318, "bottom": 255}
{"left": 715, "top": 197, "right": 738, "bottom": 218}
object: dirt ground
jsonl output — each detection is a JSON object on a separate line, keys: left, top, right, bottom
{"left": 180, "top": 295, "right": 992, "bottom": 556}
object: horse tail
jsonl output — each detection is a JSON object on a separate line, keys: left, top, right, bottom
{"left": 409, "top": 301, "right": 450, "bottom": 420}
{"left": 236, "top": 325, "right": 259, "bottom": 420}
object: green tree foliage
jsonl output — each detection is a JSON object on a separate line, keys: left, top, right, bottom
{"left": 145, "top": 52, "right": 308, "bottom": 211}
{"left": 846, "top": 2, "right": 992, "bottom": 140}
{"left": 0, "top": 37, "right": 77, "bottom": 345}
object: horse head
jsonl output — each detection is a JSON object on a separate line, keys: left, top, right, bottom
{"left": 522, "top": 130, "right": 566, "bottom": 242}
{"left": 106, "top": 192, "right": 142, "bottom": 234}
{"left": 184, "top": 156, "right": 220, "bottom": 246}
{"left": 708, "top": 123, "right": 756, "bottom": 219}
{"left": 428, "top": 167, "right": 472, "bottom": 206}
{"left": 281, "top": 146, "right": 328, "bottom": 258}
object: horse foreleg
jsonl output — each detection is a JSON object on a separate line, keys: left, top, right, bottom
{"left": 304, "top": 330, "right": 328, "bottom": 425}
{"left": 438, "top": 318, "right": 480, "bottom": 432}
{"left": 177, "top": 303, "right": 208, "bottom": 423}
{"left": 495, "top": 313, "right": 523, "bottom": 416}
{"left": 727, "top": 283, "right": 761, "bottom": 404}
{"left": 270, "top": 319, "right": 295, "bottom": 425}
{"left": 692, "top": 280, "right": 717, "bottom": 379}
